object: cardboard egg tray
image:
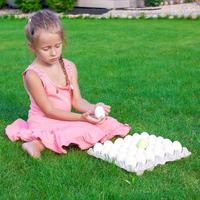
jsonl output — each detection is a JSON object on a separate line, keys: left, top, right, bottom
{"left": 87, "top": 132, "right": 191, "bottom": 176}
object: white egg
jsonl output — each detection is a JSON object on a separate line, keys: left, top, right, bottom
{"left": 141, "top": 132, "right": 149, "bottom": 139}
{"left": 114, "top": 138, "right": 124, "bottom": 147}
{"left": 132, "top": 134, "right": 141, "bottom": 146}
{"left": 146, "top": 142, "right": 156, "bottom": 152}
{"left": 155, "top": 140, "right": 164, "bottom": 150}
{"left": 163, "top": 139, "right": 173, "bottom": 149}
{"left": 121, "top": 145, "right": 130, "bottom": 155}
{"left": 148, "top": 134, "right": 157, "bottom": 144}
{"left": 149, "top": 134, "right": 157, "bottom": 139}
{"left": 124, "top": 135, "right": 133, "bottom": 144}
{"left": 94, "top": 106, "right": 105, "bottom": 119}
{"left": 132, "top": 133, "right": 140, "bottom": 142}
{"left": 120, "top": 145, "right": 128, "bottom": 153}
{"left": 157, "top": 136, "right": 165, "bottom": 144}
{"left": 165, "top": 138, "right": 172, "bottom": 143}
{"left": 93, "top": 143, "right": 103, "bottom": 154}
{"left": 155, "top": 148, "right": 165, "bottom": 159}
{"left": 103, "top": 140, "right": 113, "bottom": 149}
{"left": 132, "top": 133, "right": 140, "bottom": 138}
{"left": 128, "top": 144, "right": 137, "bottom": 154}
{"left": 137, "top": 138, "right": 149, "bottom": 150}
{"left": 173, "top": 141, "right": 182, "bottom": 153}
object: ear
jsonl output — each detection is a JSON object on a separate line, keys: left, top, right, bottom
{"left": 27, "top": 42, "right": 35, "bottom": 53}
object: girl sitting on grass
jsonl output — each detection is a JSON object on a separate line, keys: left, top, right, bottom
{"left": 5, "top": 9, "right": 131, "bottom": 158}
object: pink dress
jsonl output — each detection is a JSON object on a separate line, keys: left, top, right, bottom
{"left": 5, "top": 58, "right": 131, "bottom": 154}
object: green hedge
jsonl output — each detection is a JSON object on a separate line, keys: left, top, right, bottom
{"left": 15, "top": 0, "right": 42, "bottom": 13}
{"left": 15, "top": 0, "right": 76, "bottom": 13}
{"left": 46, "top": 0, "right": 76, "bottom": 12}
{"left": 145, "top": 0, "right": 162, "bottom": 6}
{"left": 0, "top": 0, "right": 6, "bottom": 8}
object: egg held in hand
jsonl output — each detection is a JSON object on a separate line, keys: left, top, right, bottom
{"left": 94, "top": 106, "right": 106, "bottom": 119}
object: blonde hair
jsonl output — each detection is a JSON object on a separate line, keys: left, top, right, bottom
{"left": 25, "top": 9, "right": 70, "bottom": 86}
{"left": 25, "top": 9, "right": 66, "bottom": 45}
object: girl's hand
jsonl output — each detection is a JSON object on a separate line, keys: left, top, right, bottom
{"left": 82, "top": 112, "right": 105, "bottom": 125}
{"left": 94, "top": 102, "right": 111, "bottom": 116}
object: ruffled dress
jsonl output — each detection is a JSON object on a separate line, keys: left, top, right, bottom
{"left": 5, "top": 58, "right": 131, "bottom": 154}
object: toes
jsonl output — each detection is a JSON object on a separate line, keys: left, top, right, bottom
{"left": 22, "top": 142, "right": 41, "bottom": 158}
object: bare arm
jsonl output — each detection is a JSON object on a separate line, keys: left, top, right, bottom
{"left": 25, "top": 70, "right": 84, "bottom": 121}
{"left": 70, "top": 63, "right": 96, "bottom": 113}
{"left": 25, "top": 70, "right": 105, "bottom": 124}
{"left": 70, "top": 63, "right": 111, "bottom": 115}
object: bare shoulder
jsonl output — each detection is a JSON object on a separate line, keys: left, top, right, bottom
{"left": 24, "top": 69, "right": 44, "bottom": 88}
{"left": 25, "top": 70, "right": 38, "bottom": 83}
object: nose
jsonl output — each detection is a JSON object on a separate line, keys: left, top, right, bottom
{"left": 50, "top": 48, "right": 56, "bottom": 56}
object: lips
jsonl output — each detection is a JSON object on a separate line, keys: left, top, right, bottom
{"left": 50, "top": 58, "right": 58, "bottom": 62}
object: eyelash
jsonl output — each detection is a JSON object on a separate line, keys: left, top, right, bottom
{"left": 42, "top": 44, "right": 61, "bottom": 51}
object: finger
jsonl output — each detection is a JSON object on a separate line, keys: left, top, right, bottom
{"left": 88, "top": 115, "right": 101, "bottom": 123}
{"left": 87, "top": 109, "right": 93, "bottom": 114}
{"left": 105, "top": 105, "right": 111, "bottom": 108}
{"left": 94, "top": 118, "right": 104, "bottom": 124}
{"left": 83, "top": 112, "right": 89, "bottom": 117}
{"left": 104, "top": 107, "right": 111, "bottom": 112}
{"left": 105, "top": 112, "right": 109, "bottom": 116}
{"left": 104, "top": 108, "right": 111, "bottom": 114}
{"left": 97, "top": 117, "right": 106, "bottom": 124}
{"left": 96, "top": 102, "right": 104, "bottom": 107}
{"left": 100, "top": 103, "right": 110, "bottom": 109}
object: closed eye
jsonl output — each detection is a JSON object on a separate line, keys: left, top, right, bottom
{"left": 55, "top": 44, "right": 61, "bottom": 48}
{"left": 42, "top": 47, "right": 49, "bottom": 51}
{"left": 41, "top": 45, "right": 50, "bottom": 51}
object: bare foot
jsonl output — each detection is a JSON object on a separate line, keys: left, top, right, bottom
{"left": 22, "top": 141, "right": 41, "bottom": 158}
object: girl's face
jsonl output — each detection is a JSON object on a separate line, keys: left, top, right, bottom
{"left": 30, "top": 30, "right": 63, "bottom": 66}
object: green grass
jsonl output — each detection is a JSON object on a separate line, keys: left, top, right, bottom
{"left": 0, "top": 18, "right": 200, "bottom": 199}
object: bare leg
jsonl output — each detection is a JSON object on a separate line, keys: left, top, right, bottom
{"left": 22, "top": 139, "right": 45, "bottom": 158}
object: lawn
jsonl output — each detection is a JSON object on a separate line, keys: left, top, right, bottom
{"left": 0, "top": 18, "right": 199, "bottom": 199}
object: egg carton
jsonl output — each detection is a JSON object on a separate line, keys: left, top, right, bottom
{"left": 87, "top": 132, "right": 191, "bottom": 176}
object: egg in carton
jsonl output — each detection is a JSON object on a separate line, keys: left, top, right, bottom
{"left": 87, "top": 132, "right": 192, "bottom": 176}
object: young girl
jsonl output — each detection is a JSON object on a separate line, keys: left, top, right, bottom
{"left": 5, "top": 9, "right": 131, "bottom": 158}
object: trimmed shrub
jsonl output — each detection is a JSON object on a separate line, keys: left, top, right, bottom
{"left": 15, "top": 0, "right": 42, "bottom": 13}
{"left": 46, "top": 0, "right": 76, "bottom": 13}
{"left": 0, "top": 0, "right": 6, "bottom": 8}
{"left": 145, "top": 0, "right": 162, "bottom": 6}
{"left": 184, "top": 0, "right": 195, "bottom": 2}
